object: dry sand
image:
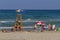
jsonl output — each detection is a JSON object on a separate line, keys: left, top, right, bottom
{"left": 0, "top": 31, "right": 60, "bottom": 40}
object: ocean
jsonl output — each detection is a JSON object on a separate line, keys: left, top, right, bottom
{"left": 0, "top": 9, "right": 60, "bottom": 30}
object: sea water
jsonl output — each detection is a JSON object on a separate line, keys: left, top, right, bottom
{"left": 0, "top": 9, "right": 60, "bottom": 30}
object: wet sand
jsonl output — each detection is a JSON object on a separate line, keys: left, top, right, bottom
{"left": 0, "top": 31, "right": 60, "bottom": 40}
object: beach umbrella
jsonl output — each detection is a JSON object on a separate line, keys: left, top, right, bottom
{"left": 35, "top": 21, "right": 45, "bottom": 25}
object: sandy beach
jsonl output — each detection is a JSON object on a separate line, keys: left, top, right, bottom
{"left": 0, "top": 31, "right": 60, "bottom": 40}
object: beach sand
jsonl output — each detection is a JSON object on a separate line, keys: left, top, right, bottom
{"left": 0, "top": 31, "right": 60, "bottom": 40}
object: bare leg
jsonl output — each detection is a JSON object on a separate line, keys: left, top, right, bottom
{"left": 13, "top": 27, "right": 17, "bottom": 31}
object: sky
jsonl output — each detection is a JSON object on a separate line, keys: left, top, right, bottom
{"left": 0, "top": 0, "right": 60, "bottom": 9}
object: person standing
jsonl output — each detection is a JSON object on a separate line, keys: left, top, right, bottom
{"left": 41, "top": 25, "right": 44, "bottom": 32}
{"left": 34, "top": 24, "right": 37, "bottom": 31}
{"left": 52, "top": 24, "right": 55, "bottom": 31}
{"left": 47, "top": 24, "right": 52, "bottom": 31}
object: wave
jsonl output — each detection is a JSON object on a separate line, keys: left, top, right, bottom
{"left": 0, "top": 18, "right": 38, "bottom": 23}
{"left": 0, "top": 26, "right": 48, "bottom": 30}
{"left": 0, "top": 26, "right": 33, "bottom": 29}
{"left": 0, "top": 18, "right": 60, "bottom": 23}
{"left": 0, "top": 21, "right": 14, "bottom": 23}
{"left": 0, "top": 20, "right": 44, "bottom": 23}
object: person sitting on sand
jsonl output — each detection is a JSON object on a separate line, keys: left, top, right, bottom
{"left": 2, "top": 29, "right": 8, "bottom": 32}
